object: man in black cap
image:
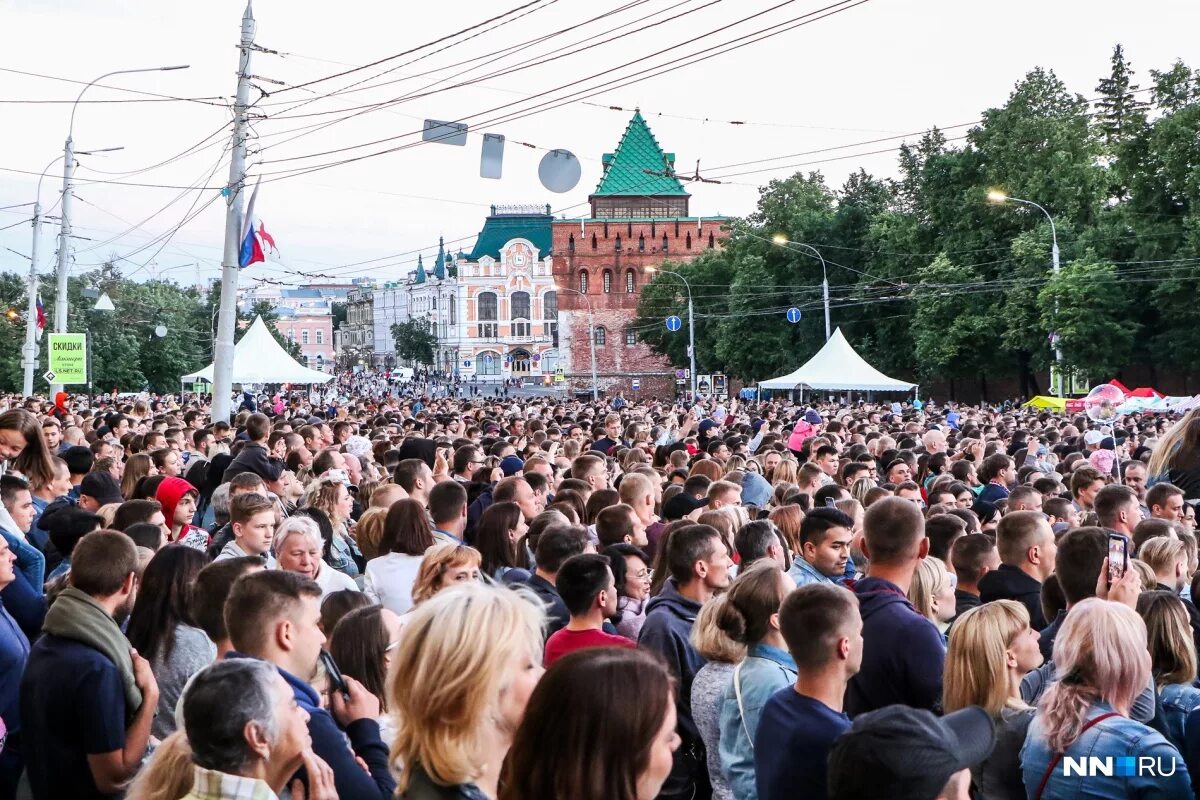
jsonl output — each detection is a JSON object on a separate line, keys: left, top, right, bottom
{"left": 77, "top": 472, "right": 124, "bottom": 513}
{"left": 826, "top": 705, "right": 996, "bottom": 800}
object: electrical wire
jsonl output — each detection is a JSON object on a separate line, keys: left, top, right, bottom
{"left": 0, "top": 66, "right": 228, "bottom": 106}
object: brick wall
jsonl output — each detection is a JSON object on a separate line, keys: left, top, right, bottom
{"left": 551, "top": 218, "right": 727, "bottom": 397}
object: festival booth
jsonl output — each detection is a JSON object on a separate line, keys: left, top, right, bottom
{"left": 758, "top": 328, "right": 916, "bottom": 397}
{"left": 180, "top": 316, "right": 335, "bottom": 391}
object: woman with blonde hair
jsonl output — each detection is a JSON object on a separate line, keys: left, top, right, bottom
{"left": 389, "top": 581, "right": 544, "bottom": 799}
{"left": 1020, "top": 598, "right": 1190, "bottom": 798}
{"left": 353, "top": 505, "right": 389, "bottom": 562}
{"left": 305, "top": 475, "right": 362, "bottom": 580}
{"left": 944, "top": 601, "right": 1042, "bottom": 800}
{"left": 410, "top": 543, "right": 483, "bottom": 608}
{"left": 908, "top": 557, "right": 957, "bottom": 639}
{"left": 1147, "top": 407, "right": 1200, "bottom": 496}
{"left": 688, "top": 595, "right": 744, "bottom": 800}
{"left": 1137, "top": 590, "right": 1200, "bottom": 749}
{"left": 769, "top": 459, "right": 798, "bottom": 490}
{"left": 849, "top": 477, "right": 875, "bottom": 508}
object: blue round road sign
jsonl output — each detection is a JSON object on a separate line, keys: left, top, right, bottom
{"left": 665, "top": 315, "right": 682, "bottom": 332}
{"left": 786, "top": 307, "right": 802, "bottom": 324}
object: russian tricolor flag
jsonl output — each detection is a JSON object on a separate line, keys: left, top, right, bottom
{"left": 238, "top": 179, "right": 280, "bottom": 269}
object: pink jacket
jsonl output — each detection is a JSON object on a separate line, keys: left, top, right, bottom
{"left": 788, "top": 420, "right": 817, "bottom": 453}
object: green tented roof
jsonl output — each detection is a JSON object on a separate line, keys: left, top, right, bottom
{"left": 467, "top": 208, "right": 554, "bottom": 261}
{"left": 592, "top": 111, "right": 689, "bottom": 197}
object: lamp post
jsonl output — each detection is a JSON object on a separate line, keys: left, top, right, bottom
{"left": 772, "top": 235, "right": 830, "bottom": 341}
{"left": 646, "top": 266, "right": 696, "bottom": 399}
{"left": 558, "top": 287, "right": 597, "bottom": 402}
{"left": 987, "top": 191, "right": 1063, "bottom": 397}
{"left": 51, "top": 65, "right": 189, "bottom": 398}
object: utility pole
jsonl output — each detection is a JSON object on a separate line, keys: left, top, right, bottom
{"left": 49, "top": 142, "right": 75, "bottom": 399}
{"left": 213, "top": 0, "right": 256, "bottom": 425}
{"left": 21, "top": 199, "right": 44, "bottom": 398}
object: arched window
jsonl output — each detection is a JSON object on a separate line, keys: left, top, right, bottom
{"left": 568, "top": 234, "right": 576, "bottom": 253}
{"left": 594, "top": 326, "right": 607, "bottom": 346}
{"left": 625, "top": 270, "right": 636, "bottom": 293}
{"left": 591, "top": 233, "right": 598, "bottom": 250}
{"left": 638, "top": 233, "right": 646, "bottom": 252}
{"left": 315, "top": 330, "right": 324, "bottom": 345}
{"left": 614, "top": 235, "right": 622, "bottom": 251}
{"left": 478, "top": 351, "right": 500, "bottom": 376}
{"left": 603, "top": 269, "right": 613, "bottom": 293}
{"left": 625, "top": 328, "right": 636, "bottom": 346}
{"left": 579, "top": 271, "right": 589, "bottom": 294}
{"left": 449, "top": 299, "right": 456, "bottom": 326}
{"left": 686, "top": 232, "right": 692, "bottom": 249}
{"left": 708, "top": 232, "right": 715, "bottom": 248}
{"left": 511, "top": 291, "right": 531, "bottom": 320}
{"left": 477, "top": 292, "right": 498, "bottom": 338}
{"left": 662, "top": 233, "right": 669, "bottom": 251}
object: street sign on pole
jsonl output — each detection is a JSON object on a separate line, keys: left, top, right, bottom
{"left": 786, "top": 307, "right": 802, "bottom": 324}
{"left": 47, "top": 333, "right": 86, "bottom": 384}
{"left": 665, "top": 315, "right": 682, "bottom": 332}
{"left": 631, "top": 378, "right": 641, "bottom": 391}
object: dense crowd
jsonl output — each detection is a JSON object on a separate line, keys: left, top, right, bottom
{"left": 1, "top": 386, "right": 1200, "bottom": 799}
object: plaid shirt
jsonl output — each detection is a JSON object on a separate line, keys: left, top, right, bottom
{"left": 181, "top": 767, "right": 276, "bottom": 800}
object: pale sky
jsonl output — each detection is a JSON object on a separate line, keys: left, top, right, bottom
{"left": 1, "top": 0, "right": 1197, "bottom": 291}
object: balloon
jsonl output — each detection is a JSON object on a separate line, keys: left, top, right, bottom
{"left": 1082, "top": 384, "right": 1126, "bottom": 422}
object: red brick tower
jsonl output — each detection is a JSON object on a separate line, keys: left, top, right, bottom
{"left": 551, "top": 111, "right": 727, "bottom": 397}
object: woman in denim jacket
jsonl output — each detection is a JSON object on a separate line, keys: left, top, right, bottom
{"left": 1138, "top": 590, "right": 1200, "bottom": 750}
{"left": 1021, "top": 599, "right": 1191, "bottom": 799}
{"left": 716, "top": 561, "right": 797, "bottom": 800}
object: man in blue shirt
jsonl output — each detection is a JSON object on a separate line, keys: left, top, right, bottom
{"left": 225, "top": 570, "right": 395, "bottom": 800}
{"left": 755, "top": 583, "right": 861, "bottom": 800}
{"left": 19, "top": 530, "right": 158, "bottom": 799}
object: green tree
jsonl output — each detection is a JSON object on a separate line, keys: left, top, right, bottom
{"left": 1095, "top": 44, "right": 1150, "bottom": 149}
{"left": 391, "top": 320, "right": 436, "bottom": 365}
{"left": 1038, "top": 255, "right": 1137, "bottom": 379}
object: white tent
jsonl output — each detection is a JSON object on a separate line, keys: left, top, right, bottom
{"left": 181, "top": 316, "right": 335, "bottom": 385}
{"left": 759, "top": 327, "right": 915, "bottom": 392}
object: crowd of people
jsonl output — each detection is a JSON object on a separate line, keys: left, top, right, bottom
{"left": 2, "top": 386, "right": 1200, "bottom": 799}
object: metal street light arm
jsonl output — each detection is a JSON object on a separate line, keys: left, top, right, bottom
{"left": 69, "top": 66, "right": 190, "bottom": 138}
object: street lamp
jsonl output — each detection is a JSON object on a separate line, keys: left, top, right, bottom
{"left": 645, "top": 266, "right": 696, "bottom": 399}
{"left": 772, "top": 235, "right": 831, "bottom": 341}
{"left": 558, "top": 287, "right": 598, "bottom": 402}
{"left": 988, "top": 190, "right": 1063, "bottom": 397}
{"left": 51, "top": 65, "right": 189, "bottom": 398}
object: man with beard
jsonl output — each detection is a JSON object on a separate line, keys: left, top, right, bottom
{"left": 19, "top": 530, "right": 159, "bottom": 799}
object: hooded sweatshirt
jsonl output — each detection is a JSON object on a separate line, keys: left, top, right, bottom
{"left": 638, "top": 579, "right": 706, "bottom": 741}
{"left": 157, "top": 477, "right": 208, "bottom": 552}
{"left": 844, "top": 576, "right": 945, "bottom": 718}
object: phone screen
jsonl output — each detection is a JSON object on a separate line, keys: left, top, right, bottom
{"left": 1108, "top": 534, "right": 1128, "bottom": 584}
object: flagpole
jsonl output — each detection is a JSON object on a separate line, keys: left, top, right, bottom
{"left": 213, "top": 0, "right": 255, "bottom": 425}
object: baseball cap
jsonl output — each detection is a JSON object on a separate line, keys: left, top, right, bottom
{"left": 80, "top": 471, "right": 124, "bottom": 505}
{"left": 663, "top": 493, "right": 707, "bottom": 521}
{"left": 500, "top": 454, "right": 525, "bottom": 477}
{"left": 740, "top": 471, "right": 773, "bottom": 509}
{"left": 1083, "top": 430, "right": 1104, "bottom": 446}
{"left": 827, "top": 705, "right": 995, "bottom": 800}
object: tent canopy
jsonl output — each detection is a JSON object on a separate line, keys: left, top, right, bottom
{"left": 181, "top": 316, "right": 334, "bottom": 385}
{"left": 1023, "top": 396, "right": 1067, "bottom": 411}
{"left": 758, "top": 328, "right": 915, "bottom": 392}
